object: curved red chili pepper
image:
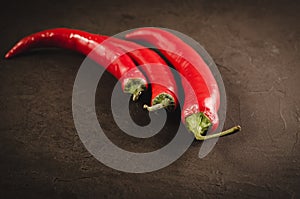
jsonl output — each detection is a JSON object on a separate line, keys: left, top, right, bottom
{"left": 108, "top": 38, "right": 178, "bottom": 110}
{"left": 126, "top": 27, "right": 241, "bottom": 140}
{"left": 5, "top": 28, "right": 147, "bottom": 100}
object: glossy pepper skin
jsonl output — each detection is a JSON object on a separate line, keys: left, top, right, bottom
{"left": 126, "top": 27, "right": 240, "bottom": 140}
{"left": 5, "top": 28, "right": 147, "bottom": 100}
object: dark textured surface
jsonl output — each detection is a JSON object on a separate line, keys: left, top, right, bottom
{"left": 1, "top": 0, "right": 300, "bottom": 198}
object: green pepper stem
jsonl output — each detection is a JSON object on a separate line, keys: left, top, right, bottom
{"left": 196, "top": 125, "right": 241, "bottom": 140}
{"left": 143, "top": 98, "right": 170, "bottom": 111}
{"left": 185, "top": 112, "right": 241, "bottom": 140}
{"left": 132, "top": 86, "right": 144, "bottom": 101}
{"left": 123, "top": 78, "right": 146, "bottom": 101}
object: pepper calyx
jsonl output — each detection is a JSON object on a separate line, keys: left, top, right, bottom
{"left": 144, "top": 93, "right": 175, "bottom": 111}
{"left": 185, "top": 112, "right": 212, "bottom": 140}
{"left": 123, "top": 79, "right": 146, "bottom": 101}
{"left": 185, "top": 112, "right": 241, "bottom": 140}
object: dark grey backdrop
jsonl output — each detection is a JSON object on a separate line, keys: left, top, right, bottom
{"left": 0, "top": 0, "right": 299, "bottom": 198}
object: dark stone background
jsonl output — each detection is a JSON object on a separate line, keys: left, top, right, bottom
{"left": 0, "top": 0, "right": 299, "bottom": 198}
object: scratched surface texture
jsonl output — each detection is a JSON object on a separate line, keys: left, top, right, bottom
{"left": 0, "top": 0, "right": 299, "bottom": 198}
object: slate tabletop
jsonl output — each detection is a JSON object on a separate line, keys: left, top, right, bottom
{"left": 0, "top": 0, "right": 299, "bottom": 198}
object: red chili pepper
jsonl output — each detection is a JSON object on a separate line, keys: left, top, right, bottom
{"left": 5, "top": 28, "right": 147, "bottom": 101}
{"left": 5, "top": 28, "right": 178, "bottom": 110}
{"left": 126, "top": 27, "right": 241, "bottom": 140}
{"left": 108, "top": 38, "right": 178, "bottom": 110}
